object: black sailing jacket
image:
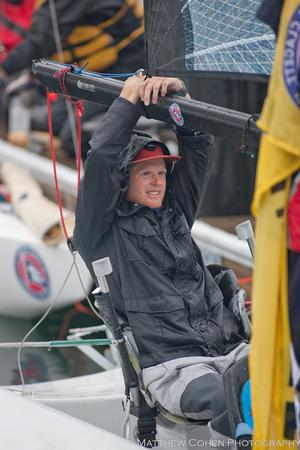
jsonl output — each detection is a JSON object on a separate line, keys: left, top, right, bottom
{"left": 74, "top": 96, "right": 247, "bottom": 369}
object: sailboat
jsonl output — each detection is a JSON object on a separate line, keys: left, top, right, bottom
{"left": 0, "top": 138, "right": 93, "bottom": 319}
{"left": 1, "top": 0, "right": 278, "bottom": 448}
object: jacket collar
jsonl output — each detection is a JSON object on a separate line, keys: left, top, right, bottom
{"left": 116, "top": 199, "right": 143, "bottom": 217}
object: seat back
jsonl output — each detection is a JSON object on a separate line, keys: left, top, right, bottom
{"left": 223, "top": 355, "right": 253, "bottom": 440}
{"left": 207, "top": 264, "right": 252, "bottom": 338}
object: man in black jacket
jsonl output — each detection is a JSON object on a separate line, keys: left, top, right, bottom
{"left": 74, "top": 75, "right": 249, "bottom": 439}
{"left": 0, "top": 0, "right": 144, "bottom": 157}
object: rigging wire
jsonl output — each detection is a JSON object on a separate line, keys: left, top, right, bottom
{"left": 47, "top": 89, "right": 69, "bottom": 239}
{"left": 122, "top": 397, "right": 131, "bottom": 439}
{"left": 16, "top": 249, "right": 109, "bottom": 390}
{"left": 17, "top": 258, "right": 75, "bottom": 390}
{"left": 72, "top": 69, "right": 136, "bottom": 79}
{"left": 72, "top": 252, "right": 102, "bottom": 320}
{"left": 15, "top": 0, "right": 144, "bottom": 389}
{"left": 48, "top": 0, "right": 82, "bottom": 174}
{"left": 46, "top": 62, "right": 139, "bottom": 79}
{"left": 36, "top": 118, "right": 102, "bottom": 318}
{"left": 2, "top": 0, "right": 85, "bottom": 388}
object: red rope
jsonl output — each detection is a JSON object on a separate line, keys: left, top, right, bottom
{"left": 46, "top": 66, "right": 84, "bottom": 238}
{"left": 57, "top": 301, "right": 97, "bottom": 339}
{"left": 75, "top": 100, "right": 83, "bottom": 193}
{"left": 57, "top": 306, "right": 78, "bottom": 340}
{"left": 237, "top": 276, "right": 253, "bottom": 285}
{"left": 74, "top": 301, "right": 97, "bottom": 317}
{"left": 54, "top": 67, "right": 72, "bottom": 100}
{"left": 47, "top": 90, "right": 69, "bottom": 240}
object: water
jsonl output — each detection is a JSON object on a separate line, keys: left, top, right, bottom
{"left": 0, "top": 306, "right": 104, "bottom": 387}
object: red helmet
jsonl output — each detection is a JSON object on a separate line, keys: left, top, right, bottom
{"left": 131, "top": 143, "right": 181, "bottom": 165}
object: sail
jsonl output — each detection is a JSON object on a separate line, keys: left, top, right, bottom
{"left": 144, "top": 0, "right": 275, "bottom": 79}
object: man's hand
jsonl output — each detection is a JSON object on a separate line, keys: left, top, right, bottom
{"left": 139, "top": 77, "right": 184, "bottom": 106}
{"left": 120, "top": 75, "right": 188, "bottom": 106}
{"left": 120, "top": 74, "right": 145, "bottom": 104}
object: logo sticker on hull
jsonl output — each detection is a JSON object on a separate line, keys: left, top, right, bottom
{"left": 15, "top": 247, "right": 50, "bottom": 300}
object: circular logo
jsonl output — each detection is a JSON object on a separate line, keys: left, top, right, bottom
{"left": 282, "top": 6, "right": 300, "bottom": 108}
{"left": 15, "top": 247, "right": 50, "bottom": 300}
{"left": 169, "top": 103, "right": 184, "bottom": 126}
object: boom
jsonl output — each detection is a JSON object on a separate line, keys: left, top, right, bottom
{"left": 32, "top": 59, "right": 260, "bottom": 147}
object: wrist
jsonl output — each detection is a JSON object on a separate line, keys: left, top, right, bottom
{"left": 174, "top": 80, "right": 188, "bottom": 97}
{"left": 120, "top": 86, "right": 139, "bottom": 104}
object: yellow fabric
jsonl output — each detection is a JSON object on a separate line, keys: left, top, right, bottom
{"left": 50, "top": 0, "right": 143, "bottom": 71}
{"left": 35, "top": 0, "right": 45, "bottom": 8}
{"left": 126, "top": 0, "right": 144, "bottom": 19}
{"left": 98, "top": 1, "right": 130, "bottom": 29}
{"left": 53, "top": 32, "right": 113, "bottom": 60}
{"left": 64, "top": 26, "right": 110, "bottom": 46}
{"left": 251, "top": 0, "right": 300, "bottom": 446}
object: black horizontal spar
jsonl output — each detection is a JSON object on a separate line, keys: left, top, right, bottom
{"left": 32, "top": 59, "right": 260, "bottom": 147}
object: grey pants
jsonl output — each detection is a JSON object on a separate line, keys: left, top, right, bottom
{"left": 142, "top": 343, "right": 249, "bottom": 421}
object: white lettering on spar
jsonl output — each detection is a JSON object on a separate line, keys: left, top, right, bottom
{"left": 77, "top": 80, "right": 96, "bottom": 93}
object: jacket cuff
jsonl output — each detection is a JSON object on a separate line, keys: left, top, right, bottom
{"left": 110, "top": 96, "right": 142, "bottom": 128}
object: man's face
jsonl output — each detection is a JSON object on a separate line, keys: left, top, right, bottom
{"left": 125, "top": 159, "right": 167, "bottom": 208}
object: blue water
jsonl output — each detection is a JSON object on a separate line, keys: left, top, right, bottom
{"left": 0, "top": 308, "right": 103, "bottom": 386}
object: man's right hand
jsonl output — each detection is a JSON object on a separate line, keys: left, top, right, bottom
{"left": 120, "top": 74, "right": 145, "bottom": 104}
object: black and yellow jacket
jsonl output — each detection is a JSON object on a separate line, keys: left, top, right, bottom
{"left": 2, "top": 0, "right": 144, "bottom": 75}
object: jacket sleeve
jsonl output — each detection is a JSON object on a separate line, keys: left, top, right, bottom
{"left": 74, "top": 96, "right": 141, "bottom": 256}
{"left": 2, "top": 0, "right": 94, "bottom": 75}
{"left": 172, "top": 132, "right": 215, "bottom": 229}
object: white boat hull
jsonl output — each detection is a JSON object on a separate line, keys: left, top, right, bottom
{"left": 8, "top": 369, "right": 221, "bottom": 449}
{"left": 0, "top": 209, "right": 92, "bottom": 318}
{"left": 0, "top": 387, "right": 138, "bottom": 450}
{"left": 10, "top": 369, "right": 126, "bottom": 434}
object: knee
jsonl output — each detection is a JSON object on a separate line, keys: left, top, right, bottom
{"left": 180, "top": 373, "right": 226, "bottom": 419}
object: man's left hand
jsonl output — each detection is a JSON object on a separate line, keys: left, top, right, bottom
{"left": 139, "top": 77, "right": 183, "bottom": 106}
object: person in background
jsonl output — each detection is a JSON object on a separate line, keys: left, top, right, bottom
{"left": 0, "top": 0, "right": 144, "bottom": 158}
{"left": 0, "top": 0, "right": 36, "bottom": 63}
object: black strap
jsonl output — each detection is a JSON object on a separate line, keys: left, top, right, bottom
{"left": 0, "top": 15, "right": 27, "bottom": 39}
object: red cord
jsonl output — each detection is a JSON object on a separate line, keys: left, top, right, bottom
{"left": 53, "top": 67, "right": 84, "bottom": 192}
{"left": 58, "top": 307, "right": 78, "bottom": 340}
{"left": 74, "top": 301, "right": 97, "bottom": 317}
{"left": 46, "top": 66, "right": 84, "bottom": 238}
{"left": 47, "top": 90, "right": 69, "bottom": 240}
{"left": 57, "top": 301, "right": 97, "bottom": 339}
{"left": 54, "top": 67, "right": 72, "bottom": 100}
{"left": 237, "top": 276, "right": 252, "bottom": 285}
{"left": 75, "top": 100, "right": 84, "bottom": 193}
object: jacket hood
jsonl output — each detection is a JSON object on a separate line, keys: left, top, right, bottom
{"left": 117, "top": 133, "right": 177, "bottom": 216}
{"left": 119, "top": 133, "right": 172, "bottom": 173}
